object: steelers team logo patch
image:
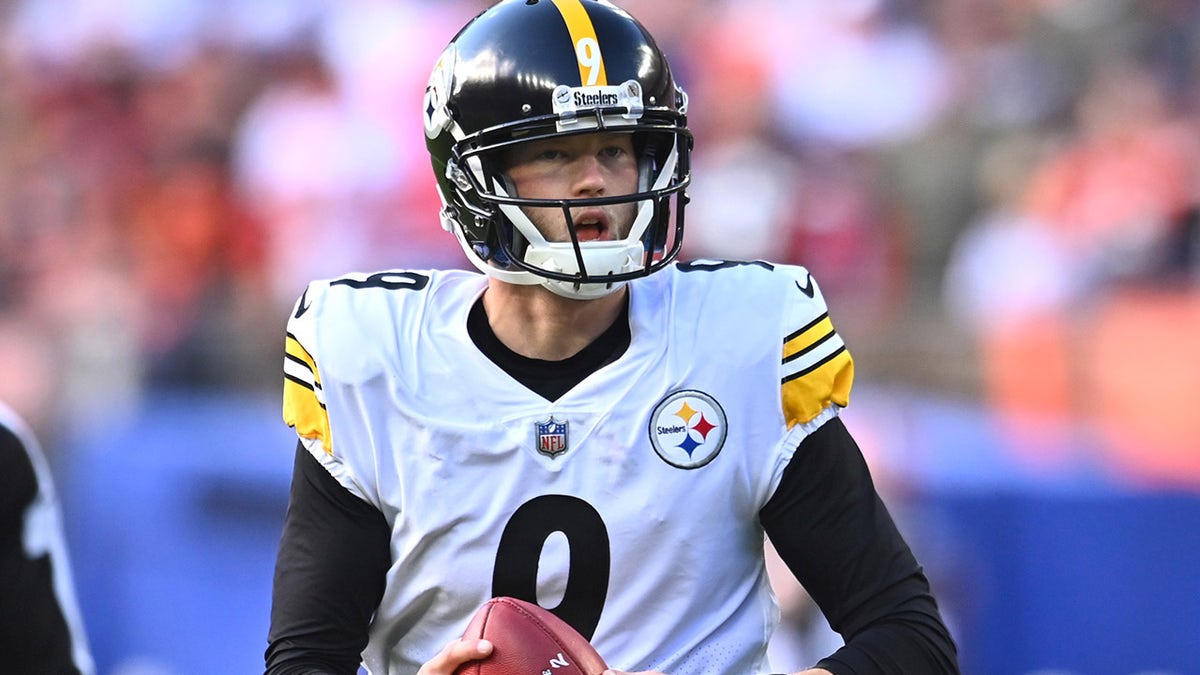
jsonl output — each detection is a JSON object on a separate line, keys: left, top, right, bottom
{"left": 648, "top": 390, "right": 727, "bottom": 469}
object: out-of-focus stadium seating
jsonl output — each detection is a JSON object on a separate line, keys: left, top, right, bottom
{"left": 2, "top": 0, "right": 1197, "bottom": 673}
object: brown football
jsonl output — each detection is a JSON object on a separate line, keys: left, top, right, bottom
{"left": 453, "top": 597, "right": 608, "bottom": 675}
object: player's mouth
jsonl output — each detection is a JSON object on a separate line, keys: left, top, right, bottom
{"left": 572, "top": 209, "right": 610, "bottom": 242}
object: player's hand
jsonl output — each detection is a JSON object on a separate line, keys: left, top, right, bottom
{"left": 417, "top": 638, "right": 493, "bottom": 675}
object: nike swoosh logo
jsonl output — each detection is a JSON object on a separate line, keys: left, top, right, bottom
{"left": 795, "top": 274, "right": 814, "bottom": 298}
{"left": 294, "top": 288, "right": 313, "bottom": 319}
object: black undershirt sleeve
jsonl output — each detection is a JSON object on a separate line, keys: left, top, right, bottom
{"left": 759, "top": 417, "right": 960, "bottom": 674}
{"left": 265, "top": 443, "right": 391, "bottom": 675}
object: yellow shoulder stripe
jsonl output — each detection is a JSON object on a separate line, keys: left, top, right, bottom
{"left": 283, "top": 334, "right": 333, "bottom": 454}
{"left": 780, "top": 313, "right": 854, "bottom": 428}
{"left": 783, "top": 314, "right": 834, "bottom": 361}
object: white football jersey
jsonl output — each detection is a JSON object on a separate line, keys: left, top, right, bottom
{"left": 282, "top": 261, "right": 854, "bottom": 675}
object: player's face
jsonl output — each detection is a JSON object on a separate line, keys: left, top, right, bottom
{"left": 503, "top": 132, "right": 639, "bottom": 243}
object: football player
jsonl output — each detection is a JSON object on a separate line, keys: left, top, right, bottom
{"left": 0, "top": 401, "right": 95, "bottom": 674}
{"left": 267, "top": 1, "right": 959, "bottom": 674}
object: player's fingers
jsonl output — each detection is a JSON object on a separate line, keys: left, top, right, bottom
{"left": 417, "top": 638, "right": 493, "bottom": 675}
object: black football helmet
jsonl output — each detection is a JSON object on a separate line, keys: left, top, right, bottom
{"left": 423, "top": 0, "right": 692, "bottom": 299}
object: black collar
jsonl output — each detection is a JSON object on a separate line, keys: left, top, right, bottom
{"left": 466, "top": 294, "right": 631, "bottom": 401}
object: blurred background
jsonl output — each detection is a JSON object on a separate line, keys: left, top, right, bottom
{"left": 1, "top": 0, "right": 1198, "bottom": 673}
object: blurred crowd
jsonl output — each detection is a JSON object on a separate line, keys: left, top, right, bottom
{"left": 1, "top": 0, "right": 1199, "bottom": 478}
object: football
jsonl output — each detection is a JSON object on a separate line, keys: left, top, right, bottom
{"left": 453, "top": 597, "right": 608, "bottom": 675}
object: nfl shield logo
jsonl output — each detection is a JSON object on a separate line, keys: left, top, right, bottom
{"left": 534, "top": 417, "right": 569, "bottom": 458}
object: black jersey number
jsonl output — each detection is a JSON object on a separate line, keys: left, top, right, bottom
{"left": 492, "top": 495, "right": 610, "bottom": 640}
{"left": 329, "top": 271, "right": 430, "bottom": 291}
{"left": 678, "top": 259, "right": 774, "bottom": 273}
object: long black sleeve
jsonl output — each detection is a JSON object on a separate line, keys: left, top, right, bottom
{"left": 759, "top": 417, "right": 959, "bottom": 674}
{"left": 265, "top": 443, "right": 392, "bottom": 675}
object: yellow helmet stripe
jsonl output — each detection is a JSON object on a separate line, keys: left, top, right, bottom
{"left": 551, "top": 0, "right": 608, "bottom": 86}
